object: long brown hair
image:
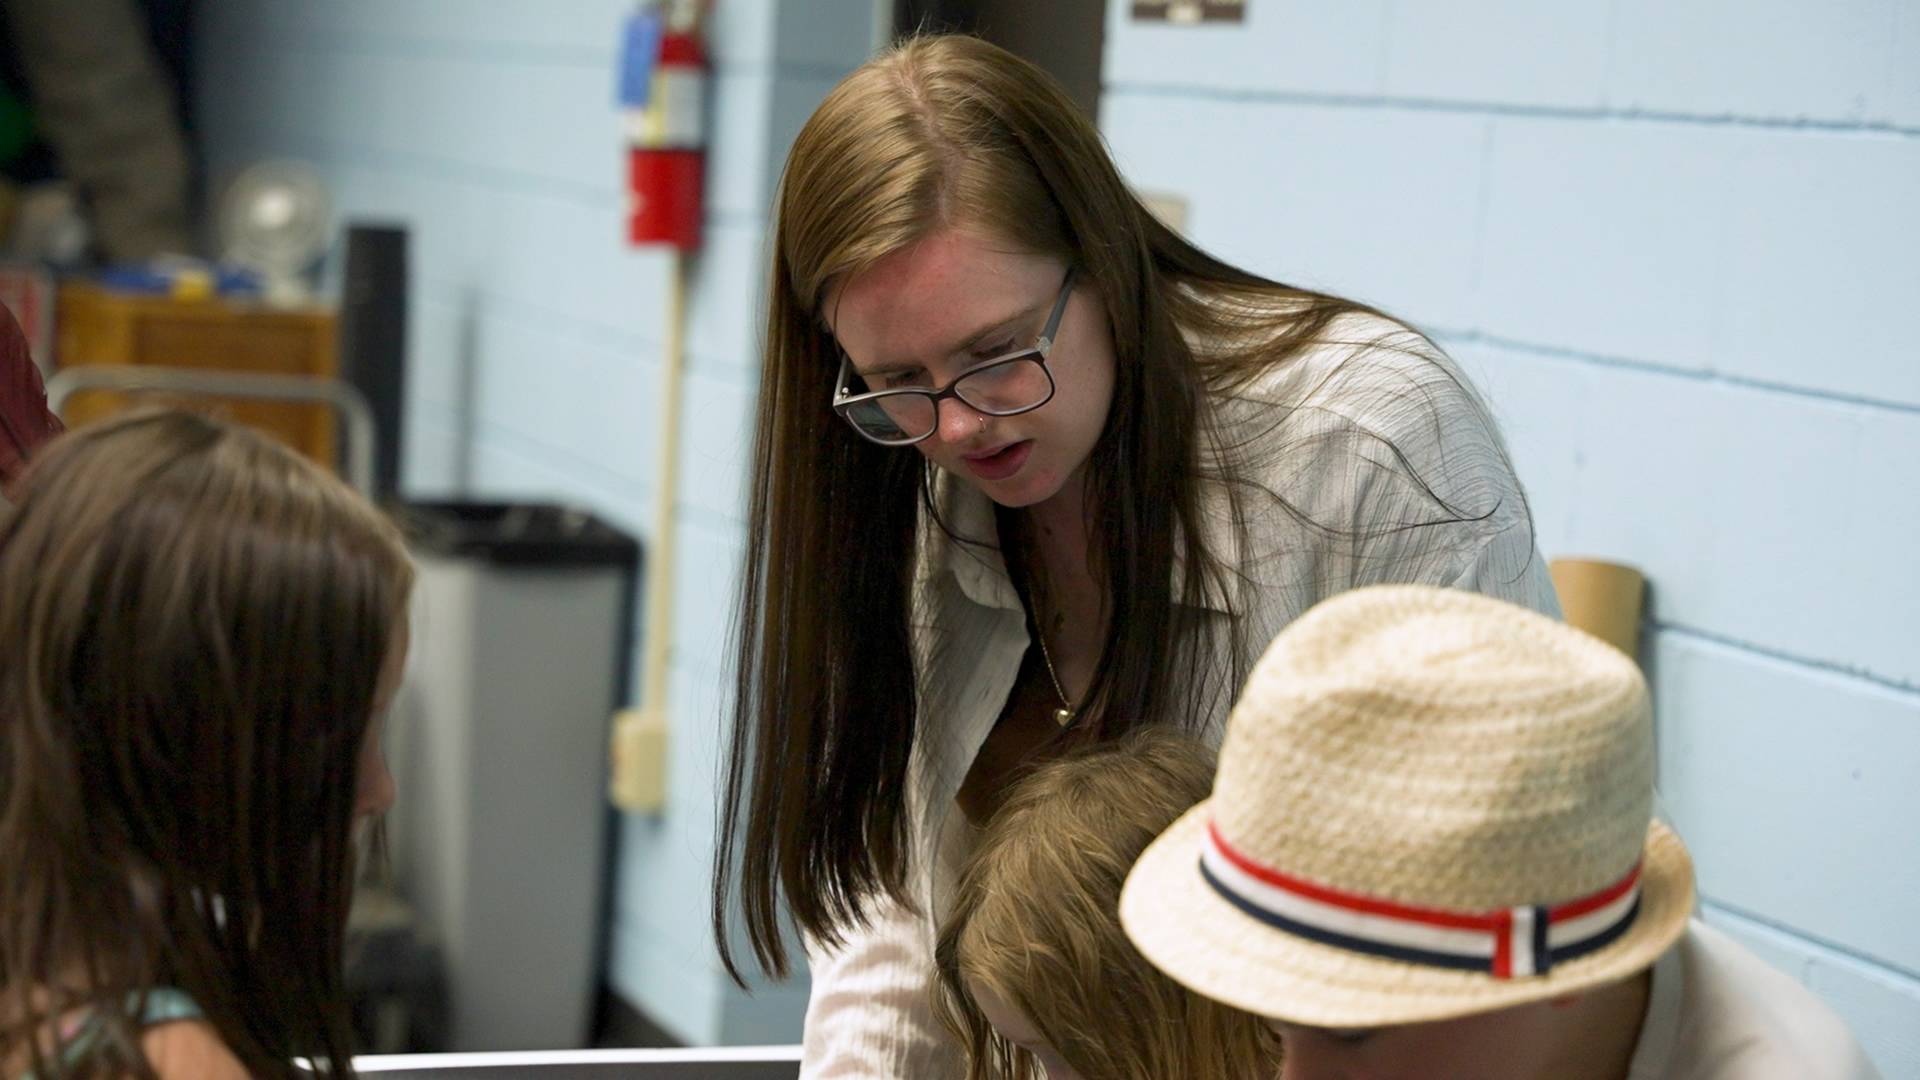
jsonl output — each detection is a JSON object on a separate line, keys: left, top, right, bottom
{"left": 936, "top": 730, "right": 1282, "bottom": 1080}
{"left": 718, "top": 33, "right": 1486, "bottom": 979}
{"left": 0, "top": 411, "right": 414, "bottom": 1079}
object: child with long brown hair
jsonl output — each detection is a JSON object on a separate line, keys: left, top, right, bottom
{"left": 0, "top": 410, "right": 414, "bottom": 1080}
{"left": 936, "top": 730, "right": 1282, "bottom": 1080}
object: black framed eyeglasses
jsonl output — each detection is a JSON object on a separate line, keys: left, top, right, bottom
{"left": 831, "top": 269, "right": 1077, "bottom": 447}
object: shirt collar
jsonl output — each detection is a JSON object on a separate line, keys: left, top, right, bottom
{"left": 927, "top": 466, "right": 1240, "bottom": 616}
{"left": 924, "top": 468, "right": 1019, "bottom": 612}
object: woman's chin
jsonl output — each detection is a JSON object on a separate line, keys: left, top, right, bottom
{"left": 970, "top": 469, "right": 1066, "bottom": 510}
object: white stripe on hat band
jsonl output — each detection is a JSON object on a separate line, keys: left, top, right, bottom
{"left": 1510, "top": 905, "right": 1538, "bottom": 977}
{"left": 1549, "top": 884, "right": 1640, "bottom": 947}
{"left": 1200, "top": 843, "right": 1497, "bottom": 960}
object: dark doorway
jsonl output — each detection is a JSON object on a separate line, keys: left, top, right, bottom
{"left": 894, "top": 0, "right": 1107, "bottom": 121}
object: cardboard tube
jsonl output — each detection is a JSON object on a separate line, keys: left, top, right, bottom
{"left": 1549, "top": 558, "right": 1645, "bottom": 658}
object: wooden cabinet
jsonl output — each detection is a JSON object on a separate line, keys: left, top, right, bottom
{"left": 55, "top": 283, "right": 339, "bottom": 468}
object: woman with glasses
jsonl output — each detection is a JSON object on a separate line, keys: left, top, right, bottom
{"left": 717, "top": 34, "right": 1559, "bottom": 1078}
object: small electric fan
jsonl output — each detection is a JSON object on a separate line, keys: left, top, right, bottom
{"left": 219, "top": 159, "right": 331, "bottom": 307}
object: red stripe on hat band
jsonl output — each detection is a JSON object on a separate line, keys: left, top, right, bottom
{"left": 1206, "top": 820, "right": 1640, "bottom": 938}
{"left": 1208, "top": 821, "right": 1500, "bottom": 930}
{"left": 1551, "top": 863, "right": 1641, "bottom": 919}
{"left": 1492, "top": 911, "right": 1514, "bottom": 978}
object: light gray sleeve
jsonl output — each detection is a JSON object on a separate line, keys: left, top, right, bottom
{"left": 1345, "top": 346, "right": 1557, "bottom": 616}
{"left": 1236, "top": 326, "right": 1559, "bottom": 617}
{"left": 1446, "top": 528, "right": 1561, "bottom": 618}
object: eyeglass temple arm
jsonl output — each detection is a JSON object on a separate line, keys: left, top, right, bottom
{"left": 1036, "top": 267, "right": 1078, "bottom": 354}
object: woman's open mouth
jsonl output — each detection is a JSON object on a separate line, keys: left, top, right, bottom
{"left": 961, "top": 440, "right": 1032, "bottom": 481}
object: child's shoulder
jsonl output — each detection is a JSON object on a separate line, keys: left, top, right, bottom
{"left": 1663, "top": 920, "right": 1882, "bottom": 1080}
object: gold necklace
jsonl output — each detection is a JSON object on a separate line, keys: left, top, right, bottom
{"left": 1034, "top": 622, "right": 1077, "bottom": 728}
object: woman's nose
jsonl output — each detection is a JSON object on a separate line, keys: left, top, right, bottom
{"left": 935, "top": 396, "right": 984, "bottom": 443}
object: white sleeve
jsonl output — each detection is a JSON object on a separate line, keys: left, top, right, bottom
{"left": 798, "top": 891, "right": 966, "bottom": 1080}
{"left": 1444, "top": 519, "right": 1561, "bottom": 618}
{"left": 1257, "top": 327, "right": 1561, "bottom": 619}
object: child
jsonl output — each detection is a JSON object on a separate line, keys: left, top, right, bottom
{"left": 1121, "top": 584, "right": 1881, "bottom": 1080}
{"left": 936, "top": 729, "right": 1284, "bottom": 1080}
{"left": 0, "top": 410, "right": 414, "bottom": 1080}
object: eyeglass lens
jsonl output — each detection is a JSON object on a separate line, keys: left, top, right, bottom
{"left": 843, "top": 353, "right": 1053, "bottom": 442}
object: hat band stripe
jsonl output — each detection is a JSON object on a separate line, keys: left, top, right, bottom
{"left": 1201, "top": 821, "right": 1642, "bottom": 979}
{"left": 1198, "top": 858, "right": 1496, "bottom": 972}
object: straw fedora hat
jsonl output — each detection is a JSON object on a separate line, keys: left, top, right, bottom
{"left": 1120, "top": 584, "right": 1694, "bottom": 1026}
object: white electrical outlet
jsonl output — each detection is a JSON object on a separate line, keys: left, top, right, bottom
{"left": 610, "top": 706, "right": 669, "bottom": 813}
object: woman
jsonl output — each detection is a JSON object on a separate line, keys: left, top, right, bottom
{"left": 0, "top": 411, "right": 414, "bottom": 1080}
{"left": 716, "top": 34, "right": 1557, "bottom": 1077}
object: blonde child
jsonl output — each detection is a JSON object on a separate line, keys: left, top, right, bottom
{"left": 0, "top": 411, "right": 414, "bottom": 1080}
{"left": 936, "top": 730, "right": 1283, "bottom": 1080}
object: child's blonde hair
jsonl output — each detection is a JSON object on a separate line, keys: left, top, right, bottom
{"left": 936, "top": 729, "right": 1283, "bottom": 1079}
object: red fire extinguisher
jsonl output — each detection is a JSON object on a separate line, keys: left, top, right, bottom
{"left": 620, "top": 1, "right": 707, "bottom": 251}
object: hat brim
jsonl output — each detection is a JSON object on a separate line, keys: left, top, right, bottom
{"left": 1120, "top": 804, "right": 1695, "bottom": 1027}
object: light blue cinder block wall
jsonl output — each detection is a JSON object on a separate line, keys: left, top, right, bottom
{"left": 1100, "top": 3, "right": 1920, "bottom": 1076}
{"left": 195, "top": 0, "right": 1918, "bottom": 1063}
{"left": 195, "top": 0, "right": 877, "bottom": 1046}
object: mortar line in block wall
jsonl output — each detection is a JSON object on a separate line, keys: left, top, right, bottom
{"left": 410, "top": 277, "right": 765, "bottom": 388}
{"left": 1430, "top": 329, "right": 1920, "bottom": 418}
{"left": 258, "top": 31, "right": 611, "bottom": 68}
{"left": 1652, "top": 624, "right": 1920, "bottom": 700}
{"left": 239, "top": 136, "right": 623, "bottom": 207}
{"left": 467, "top": 423, "right": 744, "bottom": 539}
{"left": 248, "top": 25, "right": 859, "bottom": 84}
{"left": 708, "top": 59, "right": 872, "bottom": 82}
{"left": 467, "top": 419, "right": 652, "bottom": 504}
{"left": 415, "top": 278, "right": 661, "bottom": 358}
{"left": 1103, "top": 83, "right": 1920, "bottom": 138}
{"left": 1700, "top": 897, "right": 1920, "bottom": 987}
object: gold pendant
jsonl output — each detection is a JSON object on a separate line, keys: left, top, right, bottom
{"left": 1053, "top": 706, "right": 1075, "bottom": 728}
